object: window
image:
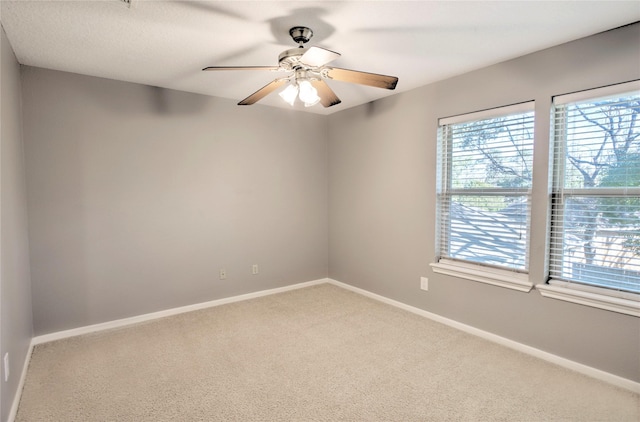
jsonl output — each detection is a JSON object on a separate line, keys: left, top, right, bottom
{"left": 431, "top": 103, "right": 535, "bottom": 292}
{"left": 542, "top": 82, "right": 640, "bottom": 315}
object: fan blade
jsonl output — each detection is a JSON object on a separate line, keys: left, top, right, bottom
{"left": 325, "top": 67, "right": 398, "bottom": 90}
{"left": 238, "top": 79, "right": 287, "bottom": 105}
{"left": 300, "top": 46, "right": 341, "bottom": 67}
{"left": 202, "top": 66, "right": 279, "bottom": 71}
{"left": 310, "top": 80, "right": 341, "bottom": 108}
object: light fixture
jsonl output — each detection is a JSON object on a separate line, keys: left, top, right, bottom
{"left": 298, "top": 80, "right": 320, "bottom": 107}
{"left": 278, "top": 70, "right": 321, "bottom": 107}
{"left": 279, "top": 83, "right": 298, "bottom": 106}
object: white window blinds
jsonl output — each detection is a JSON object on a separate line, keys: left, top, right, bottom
{"left": 436, "top": 102, "right": 535, "bottom": 271}
{"left": 550, "top": 81, "right": 640, "bottom": 294}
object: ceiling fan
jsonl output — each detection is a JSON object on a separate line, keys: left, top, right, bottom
{"left": 202, "top": 26, "right": 398, "bottom": 108}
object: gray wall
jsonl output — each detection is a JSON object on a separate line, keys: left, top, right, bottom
{"left": 22, "top": 67, "right": 328, "bottom": 335}
{"left": 1, "top": 25, "right": 34, "bottom": 422}
{"left": 328, "top": 23, "right": 640, "bottom": 382}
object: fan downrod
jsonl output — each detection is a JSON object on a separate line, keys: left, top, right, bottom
{"left": 289, "top": 26, "right": 313, "bottom": 46}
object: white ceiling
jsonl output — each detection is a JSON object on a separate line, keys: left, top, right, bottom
{"left": 2, "top": 1, "right": 639, "bottom": 115}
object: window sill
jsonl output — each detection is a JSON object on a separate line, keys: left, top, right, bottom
{"left": 537, "top": 281, "right": 640, "bottom": 317}
{"left": 430, "top": 259, "right": 533, "bottom": 292}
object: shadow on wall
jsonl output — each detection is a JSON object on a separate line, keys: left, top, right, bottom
{"left": 80, "top": 80, "right": 211, "bottom": 116}
{"left": 148, "top": 86, "right": 210, "bottom": 115}
{"left": 364, "top": 94, "right": 400, "bottom": 118}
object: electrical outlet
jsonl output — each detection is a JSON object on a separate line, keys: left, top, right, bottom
{"left": 219, "top": 269, "right": 227, "bottom": 280}
{"left": 420, "top": 277, "right": 429, "bottom": 291}
{"left": 3, "top": 352, "right": 9, "bottom": 382}
{"left": 252, "top": 264, "right": 259, "bottom": 275}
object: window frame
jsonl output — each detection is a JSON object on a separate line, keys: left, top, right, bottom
{"left": 431, "top": 102, "right": 536, "bottom": 292}
{"left": 541, "top": 80, "right": 640, "bottom": 316}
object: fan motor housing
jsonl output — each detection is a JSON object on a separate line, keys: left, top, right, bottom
{"left": 289, "top": 26, "right": 313, "bottom": 44}
{"left": 278, "top": 48, "right": 306, "bottom": 71}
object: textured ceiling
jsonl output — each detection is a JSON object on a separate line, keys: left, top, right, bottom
{"left": 2, "top": 1, "right": 639, "bottom": 115}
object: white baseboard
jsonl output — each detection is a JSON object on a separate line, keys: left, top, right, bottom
{"left": 327, "top": 278, "right": 640, "bottom": 394}
{"left": 8, "top": 342, "right": 34, "bottom": 422}
{"left": 32, "top": 278, "right": 328, "bottom": 345}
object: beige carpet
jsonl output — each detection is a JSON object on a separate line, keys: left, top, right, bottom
{"left": 16, "top": 283, "right": 639, "bottom": 421}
